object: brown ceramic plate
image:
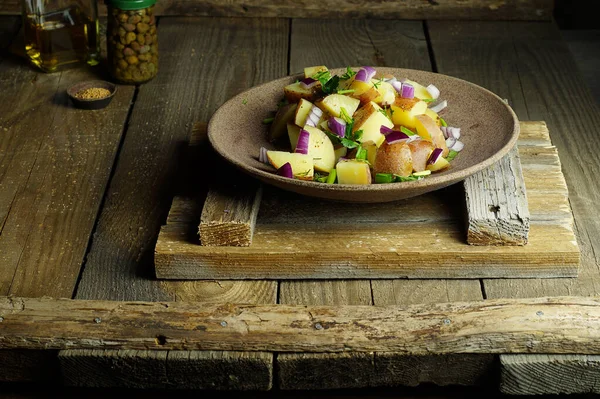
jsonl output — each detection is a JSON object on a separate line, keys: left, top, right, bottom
{"left": 208, "top": 67, "right": 519, "bottom": 203}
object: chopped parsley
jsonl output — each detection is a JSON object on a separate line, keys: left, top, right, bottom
{"left": 375, "top": 173, "right": 394, "bottom": 184}
{"left": 326, "top": 107, "right": 363, "bottom": 149}
{"left": 422, "top": 98, "right": 436, "bottom": 103}
{"left": 446, "top": 150, "right": 459, "bottom": 161}
{"left": 340, "top": 66, "right": 357, "bottom": 80}
{"left": 326, "top": 169, "right": 337, "bottom": 184}
{"left": 440, "top": 117, "right": 448, "bottom": 127}
{"left": 378, "top": 108, "right": 392, "bottom": 122}
{"left": 395, "top": 174, "right": 420, "bottom": 182}
{"left": 322, "top": 75, "right": 340, "bottom": 94}
{"left": 337, "top": 89, "right": 355, "bottom": 95}
{"left": 372, "top": 80, "right": 381, "bottom": 89}
{"left": 314, "top": 172, "right": 329, "bottom": 183}
{"left": 356, "top": 146, "right": 368, "bottom": 161}
{"left": 400, "top": 126, "right": 416, "bottom": 136}
{"left": 242, "top": 98, "right": 248, "bottom": 105}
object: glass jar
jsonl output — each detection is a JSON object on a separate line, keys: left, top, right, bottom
{"left": 106, "top": 0, "right": 158, "bottom": 84}
{"left": 21, "top": 0, "right": 100, "bottom": 72}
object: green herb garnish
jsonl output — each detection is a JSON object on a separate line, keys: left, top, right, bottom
{"left": 375, "top": 173, "right": 395, "bottom": 184}
{"left": 422, "top": 98, "right": 436, "bottom": 103}
{"left": 262, "top": 117, "right": 275, "bottom": 124}
{"left": 340, "top": 138, "right": 360, "bottom": 149}
{"left": 339, "top": 107, "right": 353, "bottom": 124}
{"left": 378, "top": 108, "right": 392, "bottom": 122}
{"left": 336, "top": 89, "right": 355, "bottom": 95}
{"left": 322, "top": 75, "right": 340, "bottom": 94}
{"left": 446, "top": 150, "right": 459, "bottom": 161}
{"left": 314, "top": 172, "right": 328, "bottom": 183}
{"left": 395, "top": 174, "right": 420, "bottom": 182}
{"left": 312, "top": 70, "right": 331, "bottom": 84}
{"left": 400, "top": 126, "right": 416, "bottom": 136}
{"left": 242, "top": 98, "right": 248, "bottom": 105}
{"left": 356, "top": 146, "right": 367, "bottom": 161}
{"left": 413, "top": 170, "right": 431, "bottom": 177}
{"left": 277, "top": 99, "right": 289, "bottom": 108}
{"left": 372, "top": 80, "right": 381, "bottom": 89}
{"left": 340, "top": 66, "right": 357, "bottom": 81}
{"left": 440, "top": 117, "right": 448, "bottom": 127}
{"left": 326, "top": 169, "right": 337, "bottom": 184}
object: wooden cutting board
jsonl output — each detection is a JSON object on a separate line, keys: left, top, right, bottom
{"left": 154, "top": 121, "right": 579, "bottom": 280}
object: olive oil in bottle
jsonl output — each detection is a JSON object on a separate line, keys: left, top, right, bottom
{"left": 23, "top": 5, "right": 99, "bottom": 72}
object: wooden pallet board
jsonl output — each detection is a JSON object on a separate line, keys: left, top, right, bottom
{"left": 154, "top": 121, "right": 579, "bottom": 280}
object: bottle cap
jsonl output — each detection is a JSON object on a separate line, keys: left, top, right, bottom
{"left": 107, "top": 0, "right": 156, "bottom": 11}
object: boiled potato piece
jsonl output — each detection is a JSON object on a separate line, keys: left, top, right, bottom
{"left": 372, "top": 79, "right": 396, "bottom": 106}
{"left": 336, "top": 160, "right": 372, "bottom": 185}
{"left": 374, "top": 141, "right": 413, "bottom": 177}
{"left": 318, "top": 94, "right": 360, "bottom": 118}
{"left": 284, "top": 81, "right": 319, "bottom": 103}
{"left": 349, "top": 80, "right": 379, "bottom": 104}
{"left": 287, "top": 123, "right": 301, "bottom": 151}
{"left": 303, "top": 126, "right": 336, "bottom": 172}
{"left": 353, "top": 101, "right": 394, "bottom": 147}
{"left": 268, "top": 103, "right": 298, "bottom": 141}
{"left": 294, "top": 98, "right": 314, "bottom": 127}
{"left": 408, "top": 139, "right": 435, "bottom": 172}
{"left": 334, "top": 145, "right": 348, "bottom": 163}
{"left": 267, "top": 151, "right": 314, "bottom": 180}
{"left": 391, "top": 97, "right": 428, "bottom": 129}
{"left": 404, "top": 79, "right": 433, "bottom": 101}
{"left": 426, "top": 155, "right": 450, "bottom": 172}
{"left": 304, "top": 65, "right": 328, "bottom": 78}
{"left": 414, "top": 114, "right": 449, "bottom": 157}
{"left": 425, "top": 108, "right": 442, "bottom": 127}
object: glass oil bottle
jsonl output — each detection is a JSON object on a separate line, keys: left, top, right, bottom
{"left": 22, "top": 0, "right": 100, "bottom": 72}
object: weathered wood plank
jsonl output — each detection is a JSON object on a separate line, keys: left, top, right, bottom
{"left": 0, "top": 350, "right": 60, "bottom": 383}
{"left": 371, "top": 280, "right": 492, "bottom": 387}
{"left": 0, "top": 63, "right": 135, "bottom": 297}
{"left": 2, "top": 296, "right": 600, "bottom": 354}
{"left": 278, "top": 281, "right": 374, "bottom": 390}
{"left": 199, "top": 183, "right": 263, "bottom": 247}
{"left": 0, "top": 0, "right": 555, "bottom": 20}
{"left": 428, "top": 20, "right": 600, "bottom": 395}
{"left": 465, "top": 146, "right": 530, "bottom": 245}
{"left": 501, "top": 354, "right": 600, "bottom": 395}
{"left": 65, "top": 17, "right": 288, "bottom": 390}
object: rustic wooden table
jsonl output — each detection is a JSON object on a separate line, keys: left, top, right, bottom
{"left": 1, "top": 1, "right": 600, "bottom": 396}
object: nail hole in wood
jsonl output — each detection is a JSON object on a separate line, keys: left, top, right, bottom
{"left": 155, "top": 335, "right": 167, "bottom": 345}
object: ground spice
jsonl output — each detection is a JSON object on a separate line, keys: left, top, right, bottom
{"left": 75, "top": 87, "right": 111, "bottom": 100}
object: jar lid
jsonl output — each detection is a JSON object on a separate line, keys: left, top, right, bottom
{"left": 107, "top": 0, "right": 156, "bottom": 10}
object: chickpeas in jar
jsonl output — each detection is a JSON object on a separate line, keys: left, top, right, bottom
{"left": 106, "top": 0, "right": 158, "bottom": 84}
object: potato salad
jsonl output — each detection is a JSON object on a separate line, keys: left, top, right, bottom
{"left": 259, "top": 66, "right": 464, "bottom": 184}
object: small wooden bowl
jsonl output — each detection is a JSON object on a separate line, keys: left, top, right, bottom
{"left": 67, "top": 80, "right": 117, "bottom": 110}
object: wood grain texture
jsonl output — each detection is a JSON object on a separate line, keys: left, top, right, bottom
{"left": 371, "top": 279, "right": 492, "bottom": 387}
{"left": 278, "top": 280, "right": 374, "bottom": 390}
{"left": 428, "top": 20, "right": 600, "bottom": 395}
{"left": 0, "top": 58, "right": 135, "bottom": 297}
{"left": 501, "top": 354, "right": 600, "bottom": 395}
{"left": 199, "top": 183, "right": 262, "bottom": 246}
{"left": 64, "top": 17, "right": 288, "bottom": 391}
{"left": 0, "top": 350, "right": 60, "bottom": 383}
{"left": 0, "top": 0, "right": 555, "bottom": 20}
{"left": 2, "top": 296, "right": 600, "bottom": 354}
{"left": 465, "top": 146, "right": 530, "bottom": 245}
{"left": 155, "top": 123, "right": 579, "bottom": 280}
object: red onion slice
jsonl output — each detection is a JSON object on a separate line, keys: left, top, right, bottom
{"left": 329, "top": 117, "right": 346, "bottom": 138}
{"left": 426, "top": 84, "right": 440, "bottom": 99}
{"left": 448, "top": 127, "right": 461, "bottom": 139}
{"left": 385, "top": 131, "right": 410, "bottom": 144}
{"left": 300, "top": 77, "right": 318, "bottom": 89}
{"left": 391, "top": 81, "right": 403, "bottom": 94}
{"left": 452, "top": 140, "right": 465, "bottom": 152}
{"left": 441, "top": 126, "right": 448, "bottom": 139}
{"left": 277, "top": 162, "right": 293, "bottom": 178}
{"left": 401, "top": 83, "right": 414, "bottom": 99}
{"left": 305, "top": 119, "right": 317, "bottom": 127}
{"left": 380, "top": 125, "right": 396, "bottom": 135}
{"left": 259, "top": 147, "right": 269, "bottom": 164}
{"left": 355, "top": 66, "right": 377, "bottom": 83}
{"left": 429, "top": 100, "right": 447, "bottom": 113}
{"left": 295, "top": 129, "right": 310, "bottom": 154}
{"left": 427, "top": 148, "right": 443, "bottom": 165}
{"left": 445, "top": 137, "right": 457, "bottom": 149}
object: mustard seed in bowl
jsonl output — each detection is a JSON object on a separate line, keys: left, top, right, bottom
{"left": 75, "top": 87, "right": 112, "bottom": 100}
